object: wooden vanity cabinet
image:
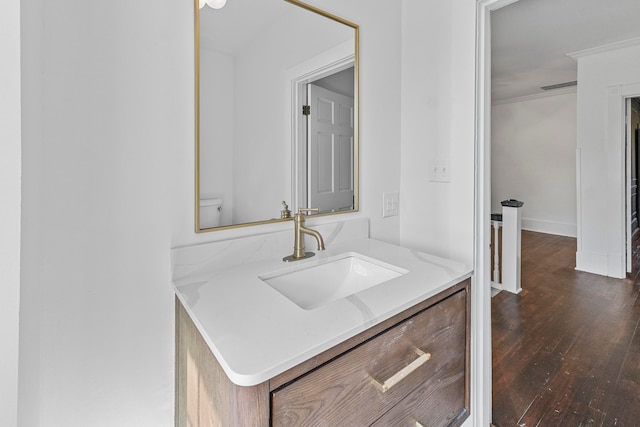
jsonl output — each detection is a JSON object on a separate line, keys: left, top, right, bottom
{"left": 175, "top": 279, "right": 470, "bottom": 427}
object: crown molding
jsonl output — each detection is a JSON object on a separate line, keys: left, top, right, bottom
{"left": 492, "top": 86, "right": 577, "bottom": 106}
{"left": 479, "top": 0, "right": 519, "bottom": 10}
{"left": 567, "top": 36, "right": 640, "bottom": 60}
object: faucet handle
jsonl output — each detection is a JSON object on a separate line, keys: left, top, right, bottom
{"left": 281, "top": 201, "right": 292, "bottom": 219}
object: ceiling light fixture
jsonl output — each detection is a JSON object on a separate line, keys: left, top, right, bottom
{"left": 199, "top": 0, "right": 227, "bottom": 9}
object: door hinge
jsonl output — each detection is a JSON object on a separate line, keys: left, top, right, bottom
{"left": 302, "top": 105, "right": 311, "bottom": 116}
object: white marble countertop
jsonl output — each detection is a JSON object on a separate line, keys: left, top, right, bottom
{"left": 171, "top": 219, "right": 472, "bottom": 386}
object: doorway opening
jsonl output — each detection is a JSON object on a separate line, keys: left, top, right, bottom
{"left": 290, "top": 57, "right": 355, "bottom": 213}
{"left": 626, "top": 97, "right": 640, "bottom": 276}
{"left": 482, "top": 0, "right": 640, "bottom": 424}
{"left": 285, "top": 42, "right": 358, "bottom": 212}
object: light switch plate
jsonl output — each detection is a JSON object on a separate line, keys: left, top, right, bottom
{"left": 429, "top": 159, "right": 451, "bottom": 183}
{"left": 382, "top": 192, "right": 399, "bottom": 217}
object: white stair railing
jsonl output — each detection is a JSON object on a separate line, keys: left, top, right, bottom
{"left": 491, "top": 199, "right": 524, "bottom": 294}
{"left": 491, "top": 218, "right": 501, "bottom": 286}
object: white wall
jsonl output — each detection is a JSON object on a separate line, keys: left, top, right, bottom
{"left": 19, "top": 0, "right": 190, "bottom": 425}
{"left": 399, "top": 2, "right": 478, "bottom": 425}
{"left": 0, "top": 0, "right": 21, "bottom": 424}
{"left": 492, "top": 90, "right": 577, "bottom": 237}
{"left": 399, "top": 0, "right": 476, "bottom": 266}
{"left": 575, "top": 41, "right": 640, "bottom": 278}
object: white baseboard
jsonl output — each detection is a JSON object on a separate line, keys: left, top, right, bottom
{"left": 491, "top": 281, "right": 521, "bottom": 295}
{"left": 521, "top": 218, "right": 577, "bottom": 237}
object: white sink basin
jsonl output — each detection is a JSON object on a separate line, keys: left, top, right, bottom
{"left": 259, "top": 252, "right": 408, "bottom": 310}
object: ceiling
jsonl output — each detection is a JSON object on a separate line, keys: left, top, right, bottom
{"left": 200, "top": 0, "right": 291, "bottom": 54}
{"left": 491, "top": 0, "right": 640, "bottom": 101}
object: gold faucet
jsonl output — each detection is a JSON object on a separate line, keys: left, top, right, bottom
{"left": 283, "top": 208, "right": 326, "bottom": 262}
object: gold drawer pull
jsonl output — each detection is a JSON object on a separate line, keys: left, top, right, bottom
{"left": 371, "top": 349, "right": 431, "bottom": 393}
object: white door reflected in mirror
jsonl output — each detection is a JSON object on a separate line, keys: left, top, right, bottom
{"left": 306, "top": 82, "right": 354, "bottom": 214}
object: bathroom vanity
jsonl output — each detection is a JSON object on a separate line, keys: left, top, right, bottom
{"left": 187, "top": 1, "right": 472, "bottom": 423}
{"left": 171, "top": 219, "right": 472, "bottom": 426}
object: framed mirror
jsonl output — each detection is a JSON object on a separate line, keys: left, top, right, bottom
{"left": 195, "top": 0, "right": 359, "bottom": 232}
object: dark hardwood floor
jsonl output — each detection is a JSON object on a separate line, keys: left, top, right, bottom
{"left": 492, "top": 231, "right": 640, "bottom": 426}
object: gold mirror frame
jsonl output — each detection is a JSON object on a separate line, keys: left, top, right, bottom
{"left": 194, "top": 0, "right": 359, "bottom": 233}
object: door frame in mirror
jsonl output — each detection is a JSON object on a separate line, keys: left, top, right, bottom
{"left": 287, "top": 44, "right": 356, "bottom": 214}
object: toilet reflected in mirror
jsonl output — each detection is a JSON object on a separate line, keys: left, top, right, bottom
{"left": 199, "top": 197, "right": 223, "bottom": 229}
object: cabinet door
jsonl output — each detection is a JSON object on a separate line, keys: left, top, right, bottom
{"left": 271, "top": 290, "right": 467, "bottom": 427}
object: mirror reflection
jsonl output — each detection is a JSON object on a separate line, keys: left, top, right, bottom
{"left": 196, "top": 0, "right": 359, "bottom": 231}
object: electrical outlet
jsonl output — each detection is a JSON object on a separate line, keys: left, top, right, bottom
{"left": 429, "top": 159, "right": 451, "bottom": 183}
{"left": 382, "top": 192, "right": 399, "bottom": 217}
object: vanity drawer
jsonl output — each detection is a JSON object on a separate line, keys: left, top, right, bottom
{"left": 270, "top": 289, "right": 467, "bottom": 427}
